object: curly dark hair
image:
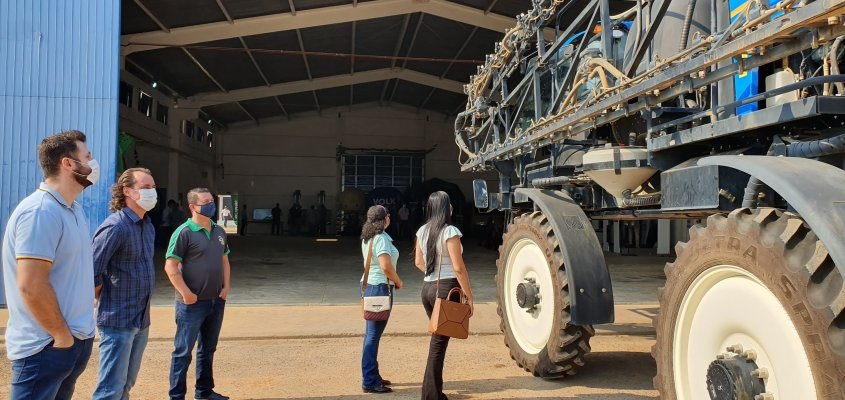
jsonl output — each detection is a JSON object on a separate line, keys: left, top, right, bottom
{"left": 360, "top": 205, "right": 388, "bottom": 242}
{"left": 109, "top": 168, "right": 152, "bottom": 212}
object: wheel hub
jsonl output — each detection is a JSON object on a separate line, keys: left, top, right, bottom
{"left": 706, "top": 346, "right": 771, "bottom": 400}
{"left": 515, "top": 278, "right": 540, "bottom": 310}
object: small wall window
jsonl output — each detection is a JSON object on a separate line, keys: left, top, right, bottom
{"left": 138, "top": 91, "right": 153, "bottom": 118}
{"left": 183, "top": 120, "right": 195, "bottom": 138}
{"left": 196, "top": 126, "right": 204, "bottom": 143}
{"left": 155, "top": 103, "right": 168, "bottom": 125}
{"left": 119, "top": 81, "right": 133, "bottom": 107}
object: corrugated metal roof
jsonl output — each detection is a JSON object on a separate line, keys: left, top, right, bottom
{"left": 1, "top": 0, "right": 120, "bottom": 249}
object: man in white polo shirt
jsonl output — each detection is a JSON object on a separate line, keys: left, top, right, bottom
{"left": 2, "top": 130, "right": 100, "bottom": 399}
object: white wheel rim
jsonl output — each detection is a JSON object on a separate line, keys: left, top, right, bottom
{"left": 504, "top": 238, "right": 556, "bottom": 354}
{"left": 673, "top": 264, "right": 816, "bottom": 399}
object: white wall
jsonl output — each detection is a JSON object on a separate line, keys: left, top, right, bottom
{"left": 218, "top": 103, "right": 492, "bottom": 216}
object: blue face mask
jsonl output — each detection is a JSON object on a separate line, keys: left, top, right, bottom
{"left": 196, "top": 202, "right": 216, "bottom": 219}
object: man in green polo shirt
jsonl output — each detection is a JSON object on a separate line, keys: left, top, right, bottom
{"left": 164, "top": 188, "right": 231, "bottom": 400}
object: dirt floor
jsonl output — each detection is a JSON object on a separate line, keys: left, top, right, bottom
{"left": 0, "top": 236, "right": 666, "bottom": 399}
{"left": 0, "top": 333, "right": 657, "bottom": 399}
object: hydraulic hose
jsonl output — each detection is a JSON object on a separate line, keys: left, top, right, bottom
{"left": 621, "top": 189, "right": 662, "bottom": 207}
{"left": 830, "top": 36, "right": 845, "bottom": 94}
{"left": 743, "top": 132, "right": 845, "bottom": 208}
{"left": 785, "top": 132, "right": 845, "bottom": 158}
{"left": 741, "top": 177, "right": 764, "bottom": 208}
{"left": 679, "top": 0, "right": 698, "bottom": 52}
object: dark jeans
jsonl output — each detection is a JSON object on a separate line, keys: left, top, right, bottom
{"left": 271, "top": 219, "right": 282, "bottom": 235}
{"left": 361, "top": 283, "right": 392, "bottom": 389}
{"left": 170, "top": 298, "right": 226, "bottom": 400}
{"left": 421, "top": 278, "right": 460, "bottom": 400}
{"left": 10, "top": 337, "right": 94, "bottom": 400}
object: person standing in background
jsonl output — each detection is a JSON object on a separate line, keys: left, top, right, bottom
{"left": 165, "top": 188, "right": 232, "bottom": 400}
{"left": 306, "top": 205, "right": 318, "bottom": 236}
{"left": 271, "top": 203, "right": 282, "bottom": 235}
{"left": 2, "top": 130, "right": 100, "bottom": 399}
{"left": 92, "top": 167, "right": 158, "bottom": 400}
{"left": 221, "top": 205, "right": 232, "bottom": 227}
{"left": 398, "top": 203, "right": 410, "bottom": 240}
{"left": 239, "top": 204, "right": 248, "bottom": 236}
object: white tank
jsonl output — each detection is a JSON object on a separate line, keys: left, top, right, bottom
{"left": 582, "top": 146, "right": 657, "bottom": 198}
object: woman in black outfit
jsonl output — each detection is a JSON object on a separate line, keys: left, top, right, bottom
{"left": 414, "top": 191, "right": 474, "bottom": 400}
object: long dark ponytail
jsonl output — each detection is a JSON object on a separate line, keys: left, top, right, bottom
{"left": 423, "top": 191, "right": 451, "bottom": 275}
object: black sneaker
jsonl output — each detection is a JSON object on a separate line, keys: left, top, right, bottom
{"left": 362, "top": 385, "right": 392, "bottom": 394}
{"left": 195, "top": 392, "right": 229, "bottom": 400}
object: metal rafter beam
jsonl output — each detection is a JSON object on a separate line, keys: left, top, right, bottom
{"left": 441, "top": 26, "right": 477, "bottom": 79}
{"left": 389, "top": 14, "right": 424, "bottom": 103}
{"left": 236, "top": 101, "right": 257, "bottom": 122}
{"left": 239, "top": 37, "right": 289, "bottom": 118}
{"left": 215, "top": 0, "right": 233, "bottom": 23}
{"left": 420, "top": 24, "right": 476, "bottom": 112}
{"left": 380, "top": 14, "right": 411, "bottom": 104}
{"left": 418, "top": 87, "right": 437, "bottom": 111}
{"left": 182, "top": 48, "right": 226, "bottom": 92}
{"left": 484, "top": 0, "right": 500, "bottom": 14}
{"left": 295, "top": 29, "right": 320, "bottom": 114}
{"left": 274, "top": 96, "right": 290, "bottom": 119}
{"left": 121, "top": 0, "right": 554, "bottom": 54}
{"left": 350, "top": 21, "right": 356, "bottom": 75}
{"left": 134, "top": 0, "right": 169, "bottom": 32}
{"left": 288, "top": 0, "right": 297, "bottom": 15}
{"left": 295, "top": 30, "right": 312, "bottom": 80}
{"left": 350, "top": 21, "right": 356, "bottom": 109}
{"left": 179, "top": 68, "right": 465, "bottom": 108}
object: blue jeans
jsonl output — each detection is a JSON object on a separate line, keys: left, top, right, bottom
{"left": 10, "top": 337, "right": 94, "bottom": 400}
{"left": 169, "top": 299, "right": 226, "bottom": 400}
{"left": 361, "top": 283, "right": 392, "bottom": 389}
{"left": 93, "top": 326, "right": 150, "bottom": 400}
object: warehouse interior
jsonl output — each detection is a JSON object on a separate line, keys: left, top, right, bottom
{"left": 115, "top": 0, "right": 691, "bottom": 248}
{"left": 0, "top": 0, "right": 679, "bottom": 306}
{"left": 116, "top": 0, "right": 520, "bottom": 231}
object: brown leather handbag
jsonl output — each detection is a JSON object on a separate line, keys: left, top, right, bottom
{"left": 427, "top": 232, "right": 471, "bottom": 339}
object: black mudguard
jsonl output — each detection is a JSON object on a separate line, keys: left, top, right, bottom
{"left": 514, "top": 188, "right": 615, "bottom": 325}
{"left": 700, "top": 155, "right": 845, "bottom": 271}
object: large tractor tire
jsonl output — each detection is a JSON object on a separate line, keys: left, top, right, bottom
{"left": 496, "top": 211, "right": 594, "bottom": 378}
{"left": 654, "top": 208, "right": 845, "bottom": 399}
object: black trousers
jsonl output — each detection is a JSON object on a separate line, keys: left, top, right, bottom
{"left": 421, "top": 278, "right": 460, "bottom": 400}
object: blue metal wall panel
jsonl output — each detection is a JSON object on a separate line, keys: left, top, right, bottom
{"left": 0, "top": 0, "right": 121, "bottom": 303}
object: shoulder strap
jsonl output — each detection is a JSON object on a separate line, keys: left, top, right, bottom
{"left": 435, "top": 228, "right": 446, "bottom": 294}
{"left": 361, "top": 238, "right": 375, "bottom": 294}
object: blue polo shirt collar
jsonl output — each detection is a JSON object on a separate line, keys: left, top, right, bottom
{"left": 38, "top": 182, "right": 73, "bottom": 208}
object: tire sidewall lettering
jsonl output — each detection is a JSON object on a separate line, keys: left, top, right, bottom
{"left": 657, "top": 212, "right": 842, "bottom": 399}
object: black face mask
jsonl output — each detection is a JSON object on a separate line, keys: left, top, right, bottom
{"left": 69, "top": 158, "right": 94, "bottom": 188}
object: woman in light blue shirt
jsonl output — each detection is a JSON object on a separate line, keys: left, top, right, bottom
{"left": 414, "top": 191, "right": 474, "bottom": 400}
{"left": 360, "top": 205, "right": 403, "bottom": 394}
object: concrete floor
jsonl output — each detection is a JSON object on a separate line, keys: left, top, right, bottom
{"left": 152, "top": 235, "right": 667, "bottom": 307}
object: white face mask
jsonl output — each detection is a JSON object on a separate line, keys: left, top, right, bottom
{"left": 86, "top": 159, "right": 101, "bottom": 185}
{"left": 134, "top": 188, "right": 158, "bottom": 211}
